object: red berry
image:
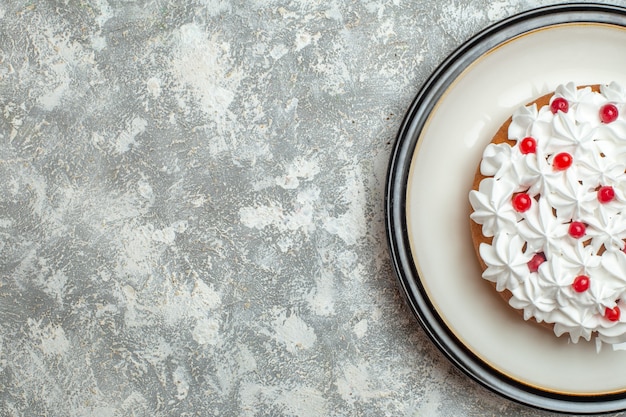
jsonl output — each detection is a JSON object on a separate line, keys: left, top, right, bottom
{"left": 572, "top": 275, "right": 590, "bottom": 292}
{"left": 553, "top": 152, "right": 573, "bottom": 170}
{"left": 568, "top": 221, "right": 586, "bottom": 238}
{"left": 600, "top": 103, "right": 619, "bottom": 123}
{"left": 605, "top": 306, "right": 621, "bottom": 322}
{"left": 512, "top": 193, "right": 532, "bottom": 212}
{"left": 527, "top": 252, "right": 546, "bottom": 273}
{"left": 598, "top": 185, "right": 615, "bottom": 203}
{"left": 551, "top": 97, "right": 569, "bottom": 114}
{"left": 519, "top": 137, "right": 537, "bottom": 154}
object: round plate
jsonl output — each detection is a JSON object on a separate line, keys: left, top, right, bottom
{"left": 386, "top": 3, "right": 626, "bottom": 414}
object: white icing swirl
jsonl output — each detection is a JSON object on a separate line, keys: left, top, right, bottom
{"left": 469, "top": 177, "right": 518, "bottom": 237}
{"left": 479, "top": 233, "right": 530, "bottom": 292}
{"left": 470, "top": 83, "right": 626, "bottom": 348}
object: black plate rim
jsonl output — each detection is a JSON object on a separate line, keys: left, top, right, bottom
{"left": 385, "top": 2, "right": 626, "bottom": 414}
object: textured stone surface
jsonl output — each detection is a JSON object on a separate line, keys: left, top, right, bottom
{"left": 3, "top": 0, "right": 626, "bottom": 416}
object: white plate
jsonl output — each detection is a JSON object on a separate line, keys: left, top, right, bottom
{"left": 387, "top": 3, "right": 626, "bottom": 414}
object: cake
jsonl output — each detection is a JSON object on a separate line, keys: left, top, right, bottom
{"left": 469, "top": 82, "right": 626, "bottom": 349}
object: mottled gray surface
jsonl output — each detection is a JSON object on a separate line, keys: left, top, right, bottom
{"left": 2, "top": 0, "right": 626, "bottom": 416}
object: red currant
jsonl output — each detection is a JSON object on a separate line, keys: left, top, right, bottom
{"left": 598, "top": 185, "right": 615, "bottom": 203}
{"left": 568, "top": 221, "right": 586, "bottom": 239}
{"left": 527, "top": 252, "right": 546, "bottom": 273}
{"left": 605, "top": 306, "right": 621, "bottom": 322}
{"left": 519, "top": 137, "right": 537, "bottom": 154}
{"left": 551, "top": 97, "right": 569, "bottom": 114}
{"left": 553, "top": 152, "right": 573, "bottom": 170}
{"left": 572, "top": 275, "right": 590, "bottom": 292}
{"left": 512, "top": 193, "right": 532, "bottom": 212}
{"left": 600, "top": 103, "right": 619, "bottom": 123}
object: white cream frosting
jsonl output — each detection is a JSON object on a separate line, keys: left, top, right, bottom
{"left": 469, "top": 82, "right": 626, "bottom": 348}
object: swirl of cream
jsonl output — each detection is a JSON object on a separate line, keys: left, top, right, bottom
{"left": 553, "top": 83, "right": 594, "bottom": 108}
{"left": 469, "top": 177, "right": 518, "bottom": 237}
{"left": 577, "top": 146, "right": 626, "bottom": 189}
{"left": 536, "top": 258, "right": 575, "bottom": 308}
{"left": 597, "top": 250, "right": 626, "bottom": 289}
{"left": 508, "top": 103, "right": 552, "bottom": 143}
{"left": 601, "top": 82, "right": 626, "bottom": 103}
{"left": 580, "top": 274, "right": 623, "bottom": 316}
{"left": 596, "top": 299, "right": 626, "bottom": 344}
{"left": 552, "top": 308, "right": 596, "bottom": 343}
{"left": 560, "top": 241, "right": 602, "bottom": 276}
{"left": 481, "top": 142, "right": 538, "bottom": 190}
{"left": 597, "top": 120, "right": 626, "bottom": 154}
{"left": 547, "top": 112, "right": 596, "bottom": 157}
{"left": 572, "top": 88, "right": 606, "bottom": 125}
{"left": 521, "top": 147, "right": 560, "bottom": 196}
{"left": 516, "top": 197, "right": 568, "bottom": 256}
{"left": 544, "top": 170, "right": 596, "bottom": 221}
{"left": 585, "top": 207, "right": 626, "bottom": 253}
{"left": 479, "top": 233, "right": 531, "bottom": 292}
{"left": 597, "top": 325, "right": 626, "bottom": 346}
{"left": 509, "top": 273, "right": 557, "bottom": 322}
{"left": 480, "top": 143, "right": 512, "bottom": 178}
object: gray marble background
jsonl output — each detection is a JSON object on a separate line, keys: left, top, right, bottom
{"left": 3, "top": 0, "right": 626, "bottom": 416}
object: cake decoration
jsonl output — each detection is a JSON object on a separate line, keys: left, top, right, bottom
{"left": 469, "top": 82, "right": 626, "bottom": 349}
